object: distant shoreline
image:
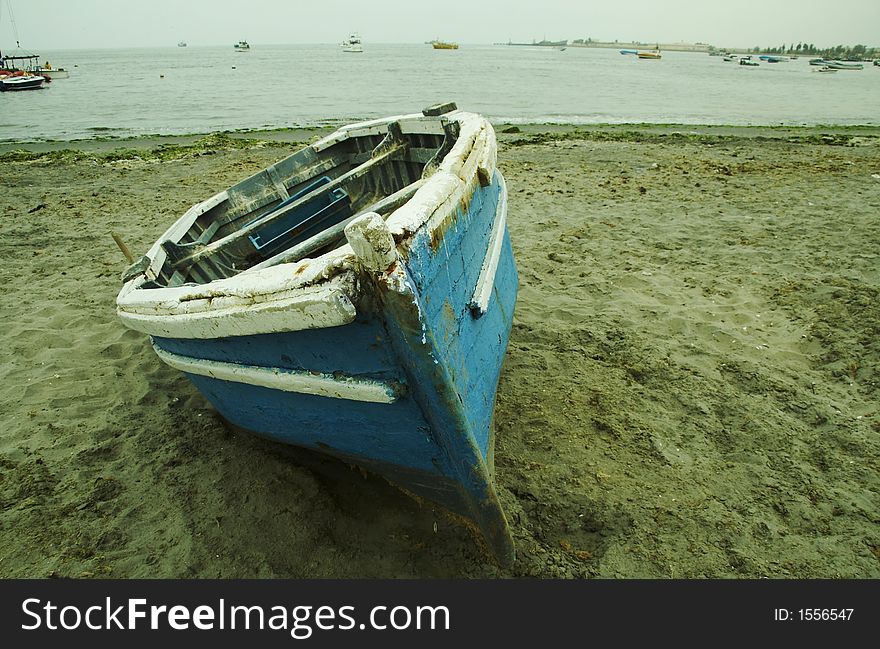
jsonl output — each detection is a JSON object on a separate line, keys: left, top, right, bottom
{"left": 2, "top": 122, "right": 879, "bottom": 157}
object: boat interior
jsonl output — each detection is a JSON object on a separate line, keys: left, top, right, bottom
{"left": 141, "top": 111, "right": 461, "bottom": 289}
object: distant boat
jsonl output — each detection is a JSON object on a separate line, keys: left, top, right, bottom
{"left": 637, "top": 50, "right": 661, "bottom": 59}
{"left": 722, "top": 55, "right": 738, "bottom": 62}
{"left": 758, "top": 55, "right": 787, "bottom": 63}
{"left": 341, "top": 33, "right": 363, "bottom": 53}
{"left": 619, "top": 49, "right": 637, "bottom": 55}
{"left": 115, "top": 102, "right": 519, "bottom": 566}
{"left": 739, "top": 58, "right": 759, "bottom": 67}
{"left": 822, "top": 60, "right": 863, "bottom": 70}
{"left": 812, "top": 66, "right": 838, "bottom": 73}
{"left": 874, "top": 59, "right": 880, "bottom": 67}
{"left": 809, "top": 58, "right": 828, "bottom": 66}
{"left": 234, "top": 41, "right": 250, "bottom": 51}
{"left": 432, "top": 40, "right": 459, "bottom": 50}
{"left": 178, "top": 41, "right": 187, "bottom": 47}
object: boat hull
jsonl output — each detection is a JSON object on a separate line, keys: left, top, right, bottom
{"left": 0, "top": 75, "right": 45, "bottom": 90}
{"left": 822, "top": 61, "right": 863, "bottom": 70}
{"left": 117, "top": 111, "right": 518, "bottom": 563}
{"left": 36, "top": 68, "right": 68, "bottom": 79}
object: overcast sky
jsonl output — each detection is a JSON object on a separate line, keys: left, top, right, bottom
{"left": 2, "top": 0, "right": 878, "bottom": 50}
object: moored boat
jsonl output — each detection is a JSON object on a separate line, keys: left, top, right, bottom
{"left": 432, "top": 40, "right": 459, "bottom": 49}
{"left": 0, "top": 72, "right": 45, "bottom": 90}
{"left": 36, "top": 67, "right": 67, "bottom": 79}
{"left": 619, "top": 49, "right": 637, "bottom": 55}
{"left": 115, "top": 103, "right": 519, "bottom": 565}
{"left": 1, "top": 48, "right": 54, "bottom": 81}
{"left": 637, "top": 50, "right": 661, "bottom": 59}
{"left": 1, "top": 5, "right": 61, "bottom": 83}
{"left": 234, "top": 40, "right": 250, "bottom": 51}
{"left": 35, "top": 60, "right": 68, "bottom": 79}
{"left": 739, "top": 58, "right": 759, "bottom": 67}
{"left": 822, "top": 60, "right": 863, "bottom": 70}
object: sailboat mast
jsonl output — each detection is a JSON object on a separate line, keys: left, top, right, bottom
{"left": 5, "top": 0, "right": 21, "bottom": 46}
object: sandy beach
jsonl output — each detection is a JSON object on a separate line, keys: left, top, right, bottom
{"left": 1, "top": 123, "right": 878, "bottom": 578}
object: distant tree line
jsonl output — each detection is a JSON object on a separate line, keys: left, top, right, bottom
{"left": 751, "top": 43, "right": 877, "bottom": 60}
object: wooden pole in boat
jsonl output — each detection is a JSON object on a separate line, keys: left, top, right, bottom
{"left": 164, "top": 138, "right": 409, "bottom": 274}
{"left": 110, "top": 231, "right": 135, "bottom": 264}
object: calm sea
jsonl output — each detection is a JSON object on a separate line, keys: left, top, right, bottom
{"left": 2, "top": 44, "right": 879, "bottom": 142}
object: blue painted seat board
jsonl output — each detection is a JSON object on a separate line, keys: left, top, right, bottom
{"left": 245, "top": 175, "right": 352, "bottom": 255}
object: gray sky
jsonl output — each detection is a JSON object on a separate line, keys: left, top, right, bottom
{"left": 2, "top": 0, "right": 878, "bottom": 50}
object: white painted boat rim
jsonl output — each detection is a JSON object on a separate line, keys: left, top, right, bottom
{"left": 469, "top": 170, "right": 508, "bottom": 316}
{"left": 153, "top": 344, "right": 401, "bottom": 403}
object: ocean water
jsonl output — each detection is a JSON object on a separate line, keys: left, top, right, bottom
{"left": 2, "top": 43, "right": 879, "bottom": 142}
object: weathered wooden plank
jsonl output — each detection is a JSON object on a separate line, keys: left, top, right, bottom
{"left": 164, "top": 141, "right": 407, "bottom": 272}
{"left": 222, "top": 153, "right": 349, "bottom": 222}
{"left": 243, "top": 179, "right": 425, "bottom": 273}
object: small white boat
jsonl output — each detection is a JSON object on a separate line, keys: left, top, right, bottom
{"left": 178, "top": 41, "right": 187, "bottom": 48}
{"left": 234, "top": 41, "right": 250, "bottom": 51}
{"left": 0, "top": 73, "right": 45, "bottom": 90}
{"left": 36, "top": 67, "right": 68, "bottom": 79}
{"left": 341, "top": 33, "right": 363, "bottom": 53}
{"left": 35, "top": 61, "right": 69, "bottom": 79}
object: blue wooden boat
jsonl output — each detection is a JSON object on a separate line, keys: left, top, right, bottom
{"left": 116, "top": 103, "right": 518, "bottom": 564}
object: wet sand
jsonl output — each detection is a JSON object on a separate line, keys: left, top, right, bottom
{"left": 1, "top": 124, "right": 878, "bottom": 577}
